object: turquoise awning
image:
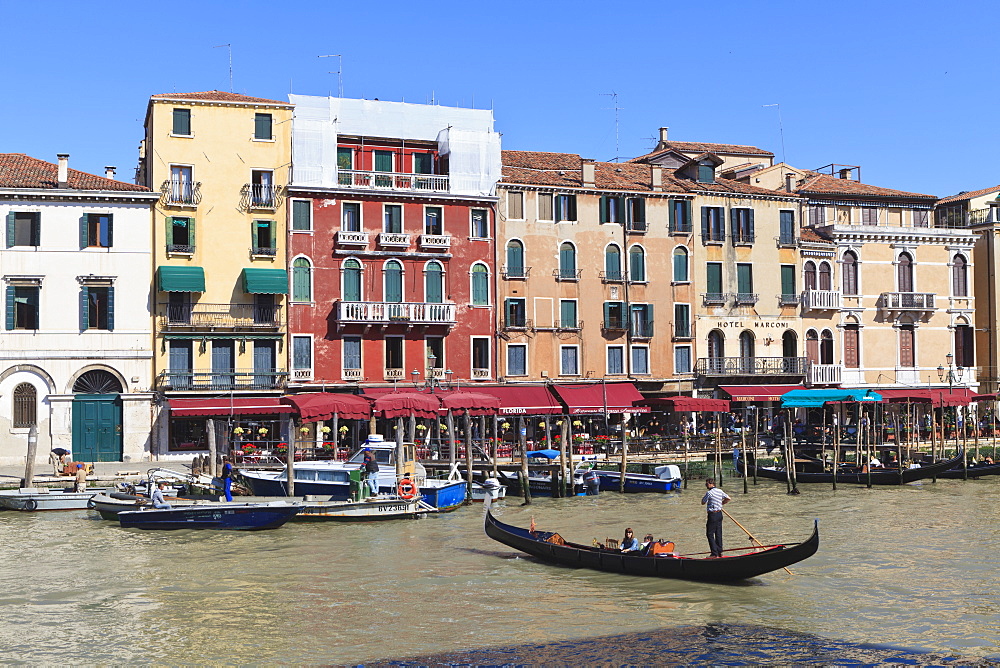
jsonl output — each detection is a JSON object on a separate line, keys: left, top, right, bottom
{"left": 242, "top": 268, "right": 288, "bottom": 294}
{"left": 780, "top": 389, "right": 882, "bottom": 407}
{"left": 158, "top": 266, "right": 205, "bottom": 292}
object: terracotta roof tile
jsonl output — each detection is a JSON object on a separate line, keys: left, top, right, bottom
{"left": 937, "top": 185, "right": 1000, "bottom": 205}
{"left": 796, "top": 173, "right": 935, "bottom": 200}
{"left": 151, "top": 90, "right": 291, "bottom": 105}
{"left": 666, "top": 171, "right": 800, "bottom": 198}
{"left": 631, "top": 140, "right": 773, "bottom": 163}
{"left": 0, "top": 154, "right": 151, "bottom": 192}
{"left": 799, "top": 227, "right": 833, "bottom": 244}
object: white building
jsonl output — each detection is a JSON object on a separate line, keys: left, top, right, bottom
{"left": 0, "top": 154, "right": 159, "bottom": 465}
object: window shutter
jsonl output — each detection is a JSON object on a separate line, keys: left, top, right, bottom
{"left": 730, "top": 208, "right": 738, "bottom": 239}
{"left": 599, "top": 197, "right": 608, "bottom": 224}
{"left": 6, "top": 212, "right": 14, "bottom": 247}
{"left": 668, "top": 199, "right": 676, "bottom": 232}
{"left": 80, "top": 286, "right": 89, "bottom": 331}
{"left": 707, "top": 264, "right": 722, "bottom": 295}
{"left": 32, "top": 213, "right": 40, "bottom": 247}
{"left": 251, "top": 221, "right": 259, "bottom": 249}
{"left": 5, "top": 286, "right": 14, "bottom": 330}
{"left": 267, "top": 221, "right": 276, "bottom": 248}
{"left": 603, "top": 301, "right": 611, "bottom": 326}
{"left": 165, "top": 217, "right": 174, "bottom": 246}
{"left": 781, "top": 265, "right": 795, "bottom": 295}
{"left": 107, "top": 286, "right": 115, "bottom": 331}
{"left": 701, "top": 207, "right": 709, "bottom": 238}
{"left": 645, "top": 304, "right": 653, "bottom": 331}
{"left": 633, "top": 198, "right": 645, "bottom": 223}
{"left": 106, "top": 214, "right": 113, "bottom": 247}
{"left": 748, "top": 209, "right": 755, "bottom": 237}
{"left": 80, "top": 214, "right": 89, "bottom": 248}
{"left": 568, "top": 195, "right": 577, "bottom": 221}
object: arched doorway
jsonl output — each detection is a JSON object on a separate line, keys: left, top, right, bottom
{"left": 72, "top": 369, "right": 124, "bottom": 462}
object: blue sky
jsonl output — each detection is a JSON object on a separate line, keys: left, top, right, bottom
{"left": 3, "top": 0, "right": 997, "bottom": 197}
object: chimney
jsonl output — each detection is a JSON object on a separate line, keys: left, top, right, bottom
{"left": 785, "top": 173, "right": 794, "bottom": 192}
{"left": 105, "top": 166, "right": 116, "bottom": 180}
{"left": 656, "top": 127, "right": 670, "bottom": 150}
{"left": 57, "top": 154, "right": 69, "bottom": 188}
{"left": 581, "top": 159, "right": 596, "bottom": 188}
{"left": 838, "top": 168, "right": 852, "bottom": 180}
{"left": 651, "top": 165, "right": 663, "bottom": 192}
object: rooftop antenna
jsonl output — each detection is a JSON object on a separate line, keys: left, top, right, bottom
{"left": 214, "top": 44, "right": 233, "bottom": 92}
{"left": 319, "top": 54, "right": 343, "bottom": 97}
{"left": 601, "top": 92, "right": 624, "bottom": 162}
{"left": 762, "top": 103, "right": 787, "bottom": 164}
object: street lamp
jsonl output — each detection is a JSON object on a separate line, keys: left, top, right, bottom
{"left": 937, "top": 352, "right": 965, "bottom": 390}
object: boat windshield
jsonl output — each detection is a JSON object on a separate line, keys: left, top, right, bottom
{"left": 347, "top": 448, "right": 394, "bottom": 465}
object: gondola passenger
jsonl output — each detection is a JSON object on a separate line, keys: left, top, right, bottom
{"left": 620, "top": 528, "right": 640, "bottom": 552}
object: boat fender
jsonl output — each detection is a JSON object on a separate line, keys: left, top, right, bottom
{"left": 87, "top": 497, "right": 96, "bottom": 509}
{"left": 23, "top": 498, "right": 37, "bottom": 511}
{"left": 397, "top": 477, "right": 417, "bottom": 500}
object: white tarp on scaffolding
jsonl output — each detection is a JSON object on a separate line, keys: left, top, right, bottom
{"left": 289, "top": 95, "right": 501, "bottom": 197}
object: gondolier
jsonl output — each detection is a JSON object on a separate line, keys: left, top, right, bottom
{"left": 701, "top": 477, "right": 730, "bottom": 558}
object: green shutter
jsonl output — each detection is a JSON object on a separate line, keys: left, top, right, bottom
{"left": 188, "top": 217, "right": 195, "bottom": 247}
{"left": 292, "top": 200, "right": 310, "bottom": 230}
{"left": 251, "top": 221, "right": 259, "bottom": 249}
{"left": 668, "top": 199, "right": 676, "bottom": 232}
{"left": 560, "top": 300, "right": 575, "bottom": 327}
{"left": 632, "top": 198, "right": 645, "bottom": 223}
{"left": 106, "top": 214, "right": 113, "bottom": 247}
{"left": 781, "top": 265, "right": 795, "bottom": 295}
{"left": 603, "top": 301, "right": 611, "bottom": 326}
{"left": 165, "top": 217, "right": 174, "bottom": 246}
{"left": 255, "top": 113, "right": 272, "bottom": 140}
{"left": 80, "top": 286, "right": 89, "bottom": 331}
{"left": 707, "top": 264, "right": 722, "bottom": 294}
{"left": 32, "top": 213, "right": 40, "bottom": 246}
{"left": 748, "top": 208, "right": 755, "bottom": 238}
{"left": 107, "top": 286, "right": 115, "bottom": 331}
{"left": 6, "top": 212, "right": 14, "bottom": 247}
{"left": 568, "top": 195, "right": 577, "bottom": 221}
{"left": 738, "top": 264, "right": 753, "bottom": 294}
{"left": 701, "top": 207, "right": 709, "bottom": 238}
{"left": 730, "top": 208, "right": 738, "bottom": 239}
{"left": 600, "top": 196, "right": 609, "bottom": 224}
{"left": 267, "top": 221, "right": 276, "bottom": 248}
{"left": 80, "top": 214, "right": 89, "bottom": 248}
{"left": 375, "top": 150, "right": 393, "bottom": 172}
{"left": 5, "top": 286, "right": 14, "bottom": 330}
{"left": 646, "top": 303, "right": 654, "bottom": 330}
{"left": 684, "top": 201, "right": 692, "bottom": 229}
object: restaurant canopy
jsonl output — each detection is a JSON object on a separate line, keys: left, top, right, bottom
{"left": 973, "top": 393, "right": 997, "bottom": 402}
{"left": 877, "top": 389, "right": 933, "bottom": 403}
{"left": 780, "top": 389, "right": 882, "bottom": 407}
{"left": 281, "top": 393, "right": 371, "bottom": 422}
{"left": 472, "top": 385, "right": 563, "bottom": 415}
{"left": 875, "top": 388, "right": 974, "bottom": 406}
{"left": 372, "top": 392, "right": 441, "bottom": 419}
{"left": 926, "top": 388, "right": 974, "bottom": 407}
{"left": 439, "top": 392, "right": 501, "bottom": 416}
{"left": 718, "top": 385, "right": 805, "bottom": 402}
{"left": 170, "top": 397, "right": 292, "bottom": 417}
{"left": 550, "top": 382, "right": 649, "bottom": 415}
{"left": 641, "top": 397, "right": 731, "bottom": 412}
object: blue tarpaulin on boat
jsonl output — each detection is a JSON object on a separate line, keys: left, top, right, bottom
{"left": 780, "top": 389, "right": 882, "bottom": 407}
{"left": 526, "top": 449, "right": 561, "bottom": 459}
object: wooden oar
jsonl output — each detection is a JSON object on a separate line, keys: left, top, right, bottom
{"left": 722, "top": 508, "right": 793, "bottom": 575}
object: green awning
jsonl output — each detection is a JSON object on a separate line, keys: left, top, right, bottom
{"left": 242, "top": 268, "right": 288, "bottom": 294}
{"left": 158, "top": 266, "right": 205, "bottom": 292}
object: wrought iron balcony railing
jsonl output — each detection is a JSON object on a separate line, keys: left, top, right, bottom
{"left": 159, "top": 303, "right": 282, "bottom": 330}
{"left": 157, "top": 369, "right": 286, "bottom": 390}
{"left": 734, "top": 293, "right": 759, "bottom": 305}
{"left": 625, "top": 220, "right": 647, "bottom": 233}
{"left": 695, "top": 356, "right": 807, "bottom": 376}
{"left": 167, "top": 244, "right": 195, "bottom": 254}
{"left": 335, "top": 301, "right": 456, "bottom": 325}
{"left": 702, "top": 292, "right": 728, "bottom": 305}
{"left": 600, "top": 270, "right": 624, "bottom": 283}
{"left": 778, "top": 293, "right": 801, "bottom": 306}
{"left": 501, "top": 265, "right": 530, "bottom": 279}
{"left": 251, "top": 246, "right": 277, "bottom": 257}
{"left": 732, "top": 233, "right": 755, "bottom": 245}
{"left": 553, "top": 268, "right": 582, "bottom": 281}
{"left": 160, "top": 179, "right": 202, "bottom": 207}
{"left": 602, "top": 318, "right": 627, "bottom": 332}
{"left": 337, "top": 169, "right": 449, "bottom": 193}
{"left": 556, "top": 319, "right": 583, "bottom": 331}
{"left": 630, "top": 320, "right": 654, "bottom": 338}
{"left": 502, "top": 317, "right": 531, "bottom": 330}
{"left": 240, "top": 183, "right": 283, "bottom": 210}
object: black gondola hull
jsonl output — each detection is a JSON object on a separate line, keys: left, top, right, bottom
{"left": 484, "top": 510, "right": 818, "bottom": 582}
{"left": 752, "top": 448, "right": 964, "bottom": 485}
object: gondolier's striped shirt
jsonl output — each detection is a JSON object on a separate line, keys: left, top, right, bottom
{"left": 702, "top": 487, "right": 730, "bottom": 512}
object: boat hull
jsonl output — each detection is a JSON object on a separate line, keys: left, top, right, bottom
{"left": 294, "top": 497, "right": 435, "bottom": 521}
{"left": 0, "top": 488, "right": 109, "bottom": 511}
{"left": 751, "top": 448, "right": 964, "bottom": 485}
{"left": 936, "top": 462, "right": 1000, "bottom": 479}
{"left": 484, "top": 510, "right": 819, "bottom": 582}
{"left": 118, "top": 503, "right": 302, "bottom": 530}
{"left": 417, "top": 480, "right": 467, "bottom": 512}
{"left": 594, "top": 471, "right": 682, "bottom": 493}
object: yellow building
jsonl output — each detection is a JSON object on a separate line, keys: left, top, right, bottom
{"left": 136, "top": 91, "right": 294, "bottom": 457}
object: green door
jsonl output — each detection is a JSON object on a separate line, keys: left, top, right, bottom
{"left": 72, "top": 394, "right": 122, "bottom": 462}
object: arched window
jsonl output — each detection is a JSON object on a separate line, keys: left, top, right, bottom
{"left": 804, "top": 261, "right": 817, "bottom": 290}
{"left": 506, "top": 240, "right": 524, "bottom": 278}
{"left": 604, "top": 244, "right": 621, "bottom": 281}
{"left": 343, "top": 259, "right": 362, "bottom": 302}
{"left": 806, "top": 329, "right": 819, "bottom": 364}
{"left": 384, "top": 260, "right": 403, "bottom": 303}
{"left": 953, "top": 254, "right": 968, "bottom": 296}
{"left": 73, "top": 369, "right": 123, "bottom": 394}
{"left": 739, "top": 331, "right": 755, "bottom": 373}
{"left": 471, "top": 264, "right": 489, "bottom": 305}
{"left": 818, "top": 262, "right": 832, "bottom": 291}
{"left": 673, "top": 247, "right": 689, "bottom": 282}
{"left": 782, "top": 330, "right": 797, "bottom": 358}
{"left": 629, "top": 246, "right": 646, "bottom": 282}
{"left": 425, "top": 261, "right": 444, "bottom": 303}
{"left": 707, "top": 330, "right": 725, "bottom": 374}
{"left": 898, "top": 252, "right": 914, "bottom": 292}
{"left": 292, "top": 257, "right": 312, "bottom": 302}
{"left": 12, "top": 383, "right": 36, "bottom": 428}
{"left": 842, "top": 251, "right": 858, "bottom": 295}
{"left": 559, "top": 242, "right": 577, "bottom": 279}
{"left": 820, "top": 329, "right": 834, "bottom": 364}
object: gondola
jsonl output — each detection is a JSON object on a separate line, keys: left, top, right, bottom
{"left": 936, "top": 460, "right": 1000, "bottom": 479}
{"left": 751, "top": 447, "right": 964, "bottom": 485}
{"left": 484, "top": 509, "right": 818, "bottom": 582}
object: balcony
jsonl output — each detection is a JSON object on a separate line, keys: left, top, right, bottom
{"left": 167, "top": 244, "right": 196, "bottom": 255}
{"left": 734, "top": 293, "right": 759, "bottom": 306}
{"left": 384, "top": 368, "right": 405, "bottom": 380}
{"left": 337, "top": 170, "right": 449, "bottom": 193}
{"left": 291, "top": 368, "right": 313, "bottom": 381}
{"left": 631, "top": 321, "right": 654, "bottom": 338}
{"left": 776, "top": 234, "right": 798, "bottom": 247}
{"left": 159, "top": 303, "right": 282, "bottom": 331}
{"left": 778, "top": 293, "right": 800, "bottom": 306}
{"left": 553, "top": 268, "right": 582, "bottom": 281}
{"left": 703, "top": 293, "right": 728, "bottom": 306}
{"left": 600, "top": 271, "right": 624, "bottom": 283}
{"left": 625, "top": 220, "right": 647, "bottom": 234}
{"left": 336, "top": 231, "right": 369, "bottom": 246}
{"left": 879, "top": 292, "right": 936, "bottom": 312}
{"left": 241, "top": 183, "right": 282, "bottom": 210}
{"left": 732, "top": 233, "right": 755, "bottom": 246}
{"left": 418, "top": 234, "right": 451, "bottom": 249}
{"left": 602, "top": 318, "right": 627, "bottom": 333}
{"left": 502, "top": 317, "right": 532, "bottom": 331}
{"left": 251, "top": 246, "right": 277, "bottom": 257}
{"left": 502, "top": 266, "right": 530, "bottom": 280}
{"left": 674, "top": 324, "right": 692, "bottom": 340}
{"left": 701, "top": 231, "right": 725, "bottom": 244}
{"left": 343, "top": 368, "right": 363, "bottom": 381}
{"left": 695, "top": 356, "right": 807, "bottom": 376}
{"left": 157, "top": 369, "right": 286, "bottom": 391}
{"left": 472, "top": 368, "right": 491, "bottom": 379}
{"left": 377, "top": 232, "right": 411, "bottom": 247}
{"left": 801, "top": 290, "right": 841, "bottom": 310}
{"left": 807, "top": 363, "right": 842, "bottom": 386}
{"left": 556, "top": 319, "right": 583, "bottom": 331}
{"left": 160, "top": 179, "right": 201, "bottom": 207}
{"left": 335, "top": 301, "right": 455, "bottom": 325}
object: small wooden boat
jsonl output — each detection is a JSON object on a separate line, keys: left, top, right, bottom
{"left": 0, "top": 487, "right": 111, "bottom": 511}
{"left": 595, "top": 465, "right": 682, "bottom": 493}
{"left": 485, "top": 509, "right": 818, "bottom": 582}
{"left": 293, "top": 496, "right": 437, "bottom": 521}
{"left": 117, "top": 501, "right": 303, "bottom": 530}
{"left": 936, "top": 461, "right": 1000, "bottom": 479}
{"left": 751, "top": 448, "right": 964, "bottom": 485}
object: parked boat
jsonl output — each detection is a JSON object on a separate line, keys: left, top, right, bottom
{"left": 0, "top": 487, "right": 110, "bottom": 511}
{"left": 88, "top": 492, "right": 219, "bottom": 520}
{"left": 936, "top": 461, "right": 1000, "bottom": 479}
{"left": 484, "top": 509, "right": 819, "bottom": 582}
{"left": 496, "top": 468, "right": 586, "bottom": 496}
{"left": 751, "top": 448, "right": 964, "bottom": 485}
{"left": 594, "top": 465, "right": 682, "bottom": 493}
{"left": 117, "top": 501, "right": 303, "bottom": 530}
{"left": 293, "top": 496, "right": 437, "bottom": 521}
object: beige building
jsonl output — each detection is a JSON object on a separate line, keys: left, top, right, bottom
{"left": 136, "top": 91, "right": 295, "bottom": 457}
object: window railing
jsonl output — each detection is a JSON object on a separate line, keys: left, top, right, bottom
{"left": 501, "top": 266, "right": 530, "bottom": 279}
{"left": 695, "top": 357, "right": 807, "bottom": 376}
{"left": 335, "top": 301, "right": 456, "bottom": 324}
{"left": 732, "top": 232, "right": 755, "bottom": 245}
{"left": 600, "top": 270, "right": 624, "bottom": 283}
{"left": 630, "top": 320, "right": 654, "bottom": 338}
{"left": 626, "top": 220, "right": 647, "bottom": 233}
{"left": 674, "top": 323, "right": 691, "bottom": 339}
{"left": 556, "top": 319, "right": 583, "bottom": 331}
{"left": 734, "top": 293, "right": 759, "bottom": 305}
{"left": 241, "top": 183, "right": 282, "bottom": 210}
{"left": 160, "top": 179, "right": 202, "bottom": 207}
{"left": 801, "top": 289, "right": 841, "bottom": 310}
{"left": 778, "top": 293, "right": 801, "bottom": 306}
{"left": 472, "top": 368, "right": 491, "bottom": 379}
{"left": 418, "top": 234, "right": 451, "bottom": 248}
{"left": 377, "top": 233, "right": 411, "bottom": 247}
{"left": 337, "top": 169, "right": 449, "bottom": 193}
{"left": 776, "top": 233, "right": 798, "bottom": 246}
{"left": 167, "top": 244, "right": 195, "bottom": 254}
{"left": 251, "top": 246, "right": 277, "bottom": 257}
{"left": 159, "top": 303, "right": 282, "bottom": 329}
{"left": 384, "top": 368, "right": 405, "bottom": 380}
{"left": 336, "top": 231, "right": 369, "bottom": 245}
{"left": 701, "top": 230, "right": 725, "bottom": 244}
{"left": 292, "top": 368, "right": 313, "bottom": 381}
{"left": 342, "top": 368, "right": 363, "bottom": 381}
{"left": 879, "top": 292, "right": 936, "bottom": 310}
{"left": 702, "top": 293, "right": 728, "bottom": 305}
{"left": 602, "top": 318, "right": 627, "bottom": 332}
{"left": 157, "top": 369, "right": 286, "bottom": 390}
{"left": 807, "top": 363, "right": 842, "bottom": 386}
{"left": 502, "top": 317, "right": 531, "bottom": 330}
{"left": 553, "top": 268, "right": 582, "bottom": 281}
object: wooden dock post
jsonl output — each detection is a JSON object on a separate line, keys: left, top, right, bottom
{"left": 206, "top": 418, "right": 217, "bottom": 478}
{"left": 518, "top": 416, "right": 531, "bottom": 505}
{"left": 464, "top": 413, "right": 474, "bottom": 504}
{"left": 23, "top": 425, "right": 38, "bottom": 488}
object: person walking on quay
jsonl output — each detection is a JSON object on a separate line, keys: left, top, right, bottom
{"left": 74, "top": 463, "right": 88, "bottom": 493}
{"left": 221, "top": 456, "right": 234, "bottom": 502}
{"left": 362, "top": 448, "right": 379, "bottom": 496}
{"left": 701, "top": 477, "right": 730, "bottom": 558}
{"left": 151, "top": 482, "right": 171, "bottom": 509}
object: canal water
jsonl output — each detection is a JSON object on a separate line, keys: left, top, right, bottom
{"left": 1, "top": 475, "right": 998, "bottom": 664}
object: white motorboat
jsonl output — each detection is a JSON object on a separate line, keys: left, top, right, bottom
{"left": 0, "top": 486, "right": 110, "bottom": 511}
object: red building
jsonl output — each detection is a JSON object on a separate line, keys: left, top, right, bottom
{"left": 285, "top": 96, "right": 502, "bottom": 390}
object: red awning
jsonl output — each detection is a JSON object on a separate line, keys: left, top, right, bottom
{"left": 281, "top": 393, "right": 371, "bottom": 422}
{"left": 642, "top": 397, "right": 731, "bottom": 412}
{"left": 472, "top": 385, "right": 564, "bottom": 415}
{"left": 372, "top": 392, "right": 441, "bottom": 419}
{"left": 877, "top": 389, "right": 933, "bottom": 403}
{"left": 974, "top": 393, "right": 997, "bottom": 402}
{"left": 927, "top": 388, "right": 975, "bottom": 407}
{"left": 439, "top": 392, "right": 501, "bottom": 416}
{"left": 551, "top": 382, "right": 649, "bottom": 414}
{"left": 718, "top": 385, "right": 805, "bottom": 402}
{"left": 169, "top": 397, "right": 293, "bottom": 417}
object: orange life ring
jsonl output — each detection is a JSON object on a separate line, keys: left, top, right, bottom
{"left": 397, "top": 477, "right": 417, "bottom": 500}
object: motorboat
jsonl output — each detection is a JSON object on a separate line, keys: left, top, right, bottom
{"left": 594, "top": 465, "right": 683, "bottom": 493}
{"left": 117, "top": 501, "right": 303, "bottom": 530}
{"left": 0, "top": 487, "right": 111, "bottom": 511}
